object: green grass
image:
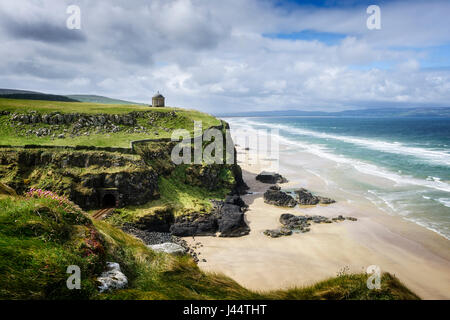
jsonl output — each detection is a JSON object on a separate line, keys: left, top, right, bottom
{"left": 0, "top": 98, "right": 221, "bottom": 148}
{"left": 0, "top": 195, "right": 104, "bottom": 299}
{"left": 0, "top": 97, "right": 162, "bottom": 114}
{"left": 0, "top": 195, "right": 420, "bottom": 300}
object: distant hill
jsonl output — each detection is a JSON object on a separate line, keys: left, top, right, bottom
{"left": 0, "top": 89, "right": 79, "bottom": 102}
{"left": 0, "top": 89, "right": 42, "bottom": 95}
{"left": 216, "top": 107, "right": 450, "bottom": 118}
{"left": 0, "top": 88, "right": 142, "bottom": 105}
{"left": 66, "top": 95, "right": 143, "bottom": 105}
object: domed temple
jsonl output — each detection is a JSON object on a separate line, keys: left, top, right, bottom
{"left": 152, "top": 91, "right": 165, "bottom": 107}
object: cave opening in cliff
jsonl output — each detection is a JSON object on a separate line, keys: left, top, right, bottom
{"left": 102, "top": 193, "right": 117, "bottom": 208}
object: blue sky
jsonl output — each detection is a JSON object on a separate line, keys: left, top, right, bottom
{"left": 0, "top": 0, "right": 449, "bottom": 112}
{"left": 263, "top": 30, "right": 347, "bottom": 45}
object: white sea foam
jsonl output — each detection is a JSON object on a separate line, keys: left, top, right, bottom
{"left": 404, "top": 218, "right": 450, "bottom": 240}
{"left": 240, "top": 119, "right": 450, "bottom": 167}
{"left": 229, "top": 118, "right": 450, "bottom": 193}
{"left": 281, "top": 136, "right": 450, "bottom": 193}
{"left": 437, "top": 198, "right": 450, "bottom": 208}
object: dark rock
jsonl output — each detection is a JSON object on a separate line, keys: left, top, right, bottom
{"left": 294, "top": 188, "right": 336, "bottom": 205}
{"left": 295, "top": 188, "right": 319, "bottom": 205}
{"left": 224, "top": 194, "right": 248, "bottom": 211}
{"left": 170, "top": 196, "right": 250, "bottom": 237}
{"left": 317, "top": 196, "right": 336, "bottom": 204}
{"left": 263, "top": 227, "right": 292, "bottom": 238}
{"left": 170, "top": 213, "right": 217, "bottom": 237}
{"left": 256, "top": 171, "right": 288, "bottom": 184}
{"left": 217, "top": 203, "right": 250, "bottom": 237}
{"left": 279, "top": 213, "right": 310, "bottom": 230}
{"left": 264, "top": 186, "right": 297, "bottom": 207}
{"left": 276, "top": 213, "right": 357, "bottom": 237}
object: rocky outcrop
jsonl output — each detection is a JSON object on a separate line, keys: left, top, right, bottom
{"left": 0, "top": 149, "right": 159, "bottom": 209}
{"left": 10, "top": 110, "right": 177, "bottom": 127}
{"left": 97, "top": 262, "right": 128, "bottom": 293}
{"left": 263, "top": 213, "right": 357, "bottom": 238}
{"left": 8, "top": 110, "right": 178, "bottom": 138}
{"left": 169, "top": 213, "right": 218, "bottom": 237}
{"left": 230, "top": 164, "right": 249, "bottom": 195}
{"left": 169, "top": 195, "right": 250, "bottom": 237}
{"left": 263, "top": 186, "right": 297, "bottom": 207}
{"left": 0, "top": 149, "right": 141, "bottom": 169}
{"left": 279, "top": 213, "right": 314, "bottom": 231}
{"left": 72, "top": 170, "right": 159, "bottom": 209}
{"left": 263, "top": 227, "right": 292, "bottom": 238}
{"left": 294, "top": 188, "right": 335, "bottom": 205}
{"left": 256, "top": 171, "right": 288, "bottom": 184}
{"left": 216, "top": 202, "right": 250, "bottom": 237}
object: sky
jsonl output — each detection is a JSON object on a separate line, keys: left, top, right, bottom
{"left": 0, "top": 0, "right": 449, "bottom": 113}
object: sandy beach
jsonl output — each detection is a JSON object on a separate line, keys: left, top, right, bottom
{"left": 185, "top": 145, "right": 450, "bottom": 299}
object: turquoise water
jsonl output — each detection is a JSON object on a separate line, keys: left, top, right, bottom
{"left": 226, "top": 117, "right": 450, "bottom": 239}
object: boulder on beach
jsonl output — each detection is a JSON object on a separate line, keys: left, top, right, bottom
{"left": 263, "top": 186, "right": 297, "bottom": 207}
{"left": 271, "top": 213, "right": 357, "bottom": 238}
{"left": 256, "top": 171, "right": 288, "bottom": 184}
{"left": 263, "top": 227, "right": 293, "bottom": 238}
{"left": 148, "top": 242, "right": 186, "bottom": 255}
{"left": 294, "top": 188, "right": 335, "bottom": 205}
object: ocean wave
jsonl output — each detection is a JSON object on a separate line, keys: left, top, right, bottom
{"left": 270, "top": 131, "right": 450, "bottom": 193}
{"left": 239, "top": 119, "right": 450, "bottom": 167}
{"left": 229, "top": 119, "right": 450, "bottom": 193}
{"left": 437, "top": 198, "right": 450, "bottom": 208}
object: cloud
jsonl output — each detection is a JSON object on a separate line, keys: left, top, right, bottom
{"left": 0, "top": 0, "right": 449, "bottom": 112}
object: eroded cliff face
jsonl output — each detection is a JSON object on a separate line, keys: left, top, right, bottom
{"left": 0, "top": 143, "right": 248, "bottom": 212}
{"left": 0, "top": 148, "right": 159, "bottom": 210}
{"left": 0, "top": 118, "right": 250, "bottom": 236}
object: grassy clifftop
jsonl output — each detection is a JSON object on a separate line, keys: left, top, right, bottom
{"left": 0, "top": 194, "right": 420, "bottom": 300}
{"left": 0, "top": 98, "right": 220, "bottom": 148}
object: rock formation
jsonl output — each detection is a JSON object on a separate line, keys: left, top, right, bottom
{"left": 295, "top": 188, "right": 335, "bottom": 205}
{"left": 169, "top": 195, "right": 250, "bottom": 237}
{"left": 263, "top": 185, "right": 297, "bottom": 207}
{"left": 256, "top": 171, "right": 288, "bottom": 184}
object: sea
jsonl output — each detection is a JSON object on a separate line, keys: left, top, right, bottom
{"left": 225, "top": 116, "right": 450, "bottom": 240}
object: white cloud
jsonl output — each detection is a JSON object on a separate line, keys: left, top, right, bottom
{"left": 0, "top": 0, "right": 449, "bottom": 112}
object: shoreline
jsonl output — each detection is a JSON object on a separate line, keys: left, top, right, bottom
{"left": 185, "top": 145, "right": 450, "bottom": 299}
